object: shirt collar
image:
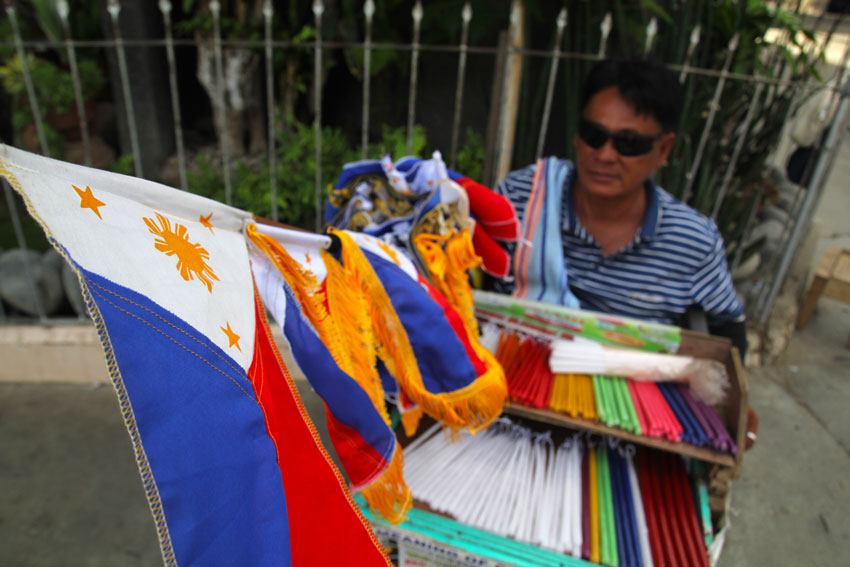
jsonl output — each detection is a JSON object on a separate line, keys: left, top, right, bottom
{"left": 640, "top": 177, "right": 661, "bottom": 240}
{"left": 562, "top": 173, "right": 662, "bottom": 241}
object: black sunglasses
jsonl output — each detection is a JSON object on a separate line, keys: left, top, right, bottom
{"left": 577, "top": 119, "right": 663, "bottom": 157}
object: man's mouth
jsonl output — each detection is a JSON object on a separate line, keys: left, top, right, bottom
{"left": 586, "top": 170, "right": 619, "bottom": 183}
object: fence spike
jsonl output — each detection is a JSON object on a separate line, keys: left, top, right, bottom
{"left": 711, "top": 82, "right": 765, "bottom": 220}
{"left": 449, "top": 1, "right": 473, "bottom": 168}
{"left": 362, "top": 0, "right": 375, "bottom": 158}
{"left": 57, "top": 0, "right": 93, "bottom": 166}
{"left": 56, "top": 0, "right": 69, "bottom": 19}
{"left": 599, "top": 12, "right": 612, "bottom": 58}
{"left": 682, "top": 32, "right": 740, "bottom": 204}
{"left": 107, "top": 0, "right": 145, "bottom": 177}
{"left": 644, "top": 17, "right": 657, "bottom": 55}
{"left": 158, "top": 0, "right": 187, "bottom": 189}
{"left": 6, "top": 2, "right": 50, "bottom": 156}
{"left": 407, "top": 1, "right": 424, "bottom": 155}
{"left": 536, "top": 8, "right": 567, "bottom": 159}
{"left": 492, "top": 0, "right": 522, "bottom": 184}
{"left": 209, "top": 0, "right": 231, "bottom": 201}
{"left": 263, "top": 0, "right": 278, "bottom": 219}
{"left": 313, "top": 0, "right": 324, "bottom": 231}
{"left": 679, "top": 24, "right": 701, "bottom": 84}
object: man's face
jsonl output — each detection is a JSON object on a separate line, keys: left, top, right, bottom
{"left": 573, "top": 86, "right": 675, "bottom": 200}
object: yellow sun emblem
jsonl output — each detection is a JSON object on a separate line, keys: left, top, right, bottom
{"left": 143, "top": 212, "right": 219, "bottom": 292}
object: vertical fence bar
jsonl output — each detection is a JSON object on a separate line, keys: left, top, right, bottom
{"left": 361, "top": 0, "right": 374, "bottom": 159}
{"left": 159, "top": 0, "right": 188, "bottom": 190}
{"left": 5, "top": 1, "right": 50, "bottom": 156}
{"left": 107, "top": 0, "right": 144, "bottom": 178}
{"left": 263, "top": 0, "right": 278, "bottom": 220}
{"left": 57, "top": 0, "right": 92, "bottom": 166}
{"left": 494, "top": 1, "right": 521, "bottom": 184}
{"left": 681, "top": 33, "right": 739, "bottom": 204}
{"left": 210, "top": 1, "right": 231, "bottom": 203}
{"left": 679, "top": 26, "right": 701, "bottom": 84}
{"left": 644, "top": 17, "right": 657, "bottom": 55}
{"left": 2, "top": 178, "right": 47, "bottom": 321}
{"left": 710, "top": 81, "right": 765, "bottom": 220}
{"left": 758, "top": 86, "right": 849, "bottom": 326}
{"left": 730, "top": 183, "right": 765, "bottom": 273}
{"left": 407, "top": 1, "right": 423, "bottom": 156}
{"left": 313, "top": 0, "right": 324, "bottom": 232}
{"left": 536, "top": 9, "right": 567, "bottom": 159}
{"left": 598, "top": 13, "right": 612, "bottom": 58}
{"left": 449, "top": 2, "right": 472, "bottom": 169}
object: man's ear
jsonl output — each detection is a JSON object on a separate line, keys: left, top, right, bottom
{"left": 656, "top": 132, "right": 676, "bottom": 166}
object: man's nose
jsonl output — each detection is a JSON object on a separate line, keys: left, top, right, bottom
{"left": 596, "top": 138, "right": 619, "bottom": 160}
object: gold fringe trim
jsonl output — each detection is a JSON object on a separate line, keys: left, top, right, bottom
{"left": 330, "top": 228, "right": 506, "bottom": 434}
{"left": 414, "top": 229, "right": 481, "bottom": 337}
{"left": 246, "top": 225, "right": 351, "bottom": 378}
{"left": 322, "top": 244, "right": 391, "bottom": 425}
{"left": 400, "top": 406, "right": 423, "bottom": 438}
{"left": 357, "top": 442, "right": 411, "bottom": 525}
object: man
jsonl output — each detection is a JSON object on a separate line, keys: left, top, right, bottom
{"left": 492, "top": 56, "right": 747, "bottom": 356}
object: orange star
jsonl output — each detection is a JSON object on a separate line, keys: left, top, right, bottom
{"left": 221, "top": 322, "right": 241, "bottom": 352}
{"left": 200, "top": 212, "right": 214, "bottom": 233}
{"left": 73, "top": 185, "right": 106, "bottom": 219}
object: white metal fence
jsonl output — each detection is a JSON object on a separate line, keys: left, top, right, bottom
{"left": 1, "top": 0, "right": 849, "bottom": 329}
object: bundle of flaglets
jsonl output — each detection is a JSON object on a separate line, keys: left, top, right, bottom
{"left": 326, "top": 150, "right": 520, "bottom": 281}
{"left": 0, "top": 144, "right": 508, "bottom": 566}
{"left": 495, "top": 331, "right": 737, "bottom": 454}
{"left": 404, "top": 420, "right": 712, "bottom": 567}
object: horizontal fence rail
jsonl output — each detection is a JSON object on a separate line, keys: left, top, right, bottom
{"left": 0, "top": 1, "right": 848, "bottom": 334}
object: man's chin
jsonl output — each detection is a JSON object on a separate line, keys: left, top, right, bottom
{"left": 581, "top": 183, "right": 627, "bottom": 200}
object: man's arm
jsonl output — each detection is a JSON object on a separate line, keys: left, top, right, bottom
{"left": 690, "top": 223, "right": 748, "bottom": 357}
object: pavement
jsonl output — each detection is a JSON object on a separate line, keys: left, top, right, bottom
{"left": 2, "top": 141, "right": 850, "bottom": 567}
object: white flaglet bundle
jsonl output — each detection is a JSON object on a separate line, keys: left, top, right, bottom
{"left": 549, "top": 338, "right": 729, "bottom": 405}
{"left": 403, "top": 420, "right": 587, "bottom": 555}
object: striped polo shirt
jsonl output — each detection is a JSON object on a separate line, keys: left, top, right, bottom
{"left": 492, "top": 162, "right": 744, "bottom": 326}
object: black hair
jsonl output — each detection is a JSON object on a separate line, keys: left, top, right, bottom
{"left": 579, "top": 56, "right": 683, "bottom": 133}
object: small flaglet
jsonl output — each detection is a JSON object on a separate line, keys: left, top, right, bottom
{"left": 221, "top": 322, "right": 242, "bottom": 351}
{"left": 73, "top": 184, "right": 106, "bottom": 219}
{"left": 143, "top": 212, "right": 220, "bottom": 292}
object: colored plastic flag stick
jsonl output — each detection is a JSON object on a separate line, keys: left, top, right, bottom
{"left": 589, "top": 444, "right": 601, "bottom": 564}
{"left": 582, "top": 447, "right": 591, "bottom": 560}
{"left": 638, "top": 453, "right": 665, "bottom": 566}
{"left": 596, "top": 445, "right": 618, "bottom": 567}
{"left": 672, "top": 456, "right": 710, "bottom": 567}
{"left": 661, "top": 453, "right": 689, "bottom": 567}
{"left": 627, "top": 454, "right": 654, "bottom": 567}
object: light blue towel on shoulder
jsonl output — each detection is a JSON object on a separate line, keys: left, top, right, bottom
{"left": 513, "top": 157, "right": 580, "bottom": 308}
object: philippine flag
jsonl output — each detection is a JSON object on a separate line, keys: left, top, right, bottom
{"left": 0, "top": 145, "right": 389, "bottom": 566}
